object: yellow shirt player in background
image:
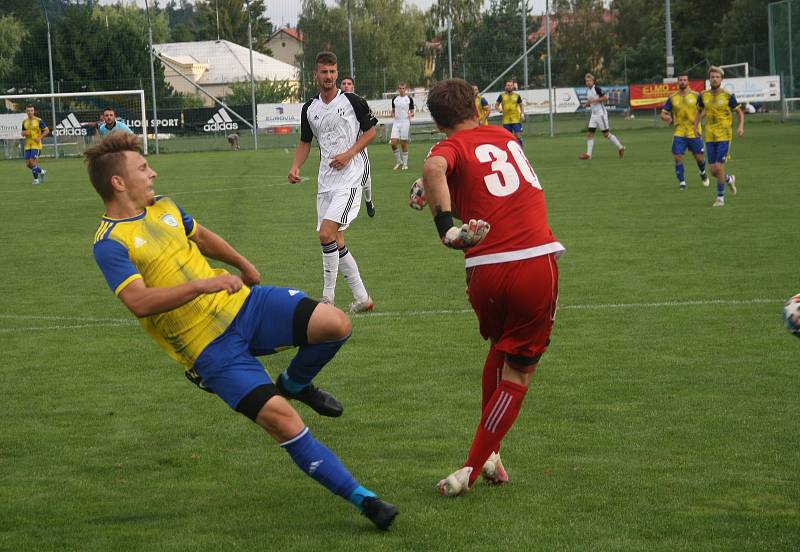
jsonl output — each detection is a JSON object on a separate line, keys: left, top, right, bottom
{"left": 495, "top": 80, "right": 525, "bottom": 144}
{"left": 86, "top": 132, "right": 397, "bottom": 530}
{"left": 21, "top": 105, "right": 49, "bottom": 185}
{"left": 694, "top": 65, "right": 744, "bottom": 207}
{"left": 660, "top": 73, "right": 710, "bottom": 190}
{"left": 472, "top": 85, "right": 490, "bottom": 125}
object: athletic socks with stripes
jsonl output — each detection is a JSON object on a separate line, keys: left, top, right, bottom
{"left": 464, "top": 379, "right": 528, "bottom": 486}
{"left": 321, "top": 241, "right": 339, "bottom": 301}
{"left": 338, "top": 246, "right": 369, "bottom": 303}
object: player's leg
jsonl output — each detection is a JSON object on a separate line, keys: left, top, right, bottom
{"left": 400, "top": 138, "right": 409, "bottom": 170}
{"left": 362, "top": 157, "right": 375, "bottom": 217}
{"left": 692, "top": 145, "right": 709, "bottom": 187}
{"left": 672, "top": 138, "right": 687, "bottom": 189}
{"left": 390, "top": 131, "right": 401, "bottom": 169}
{"left": 580, "top": 126, "right": 596, "bottom": 159}
{"left": 317, "top": 192, "right": 341, "bottom": 303}
{"left": 602, "top": 125, "right": 624, "bottom": 157}
{"left": 514, "top": 123, "right": 524, "bottom": 146}
{"left": 25, "top": 150, "right": 41, "bottom": 183}
{"left": 326, "top": 188, "right": 372, "bottom": 313}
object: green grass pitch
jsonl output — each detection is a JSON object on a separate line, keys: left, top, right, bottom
{"left": 1, "top": 120, "right": 798, "bottom": 551}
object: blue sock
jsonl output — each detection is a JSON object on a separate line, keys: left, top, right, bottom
{"left": 281, "top": 427, "right": 360, "bottom": 504}
{"left": 696, "top": 160, "right": 706, "bottom": 176}
{"left": 717, "top": 182, "right": 724, "bottom": 196}
{"left": 675, "top": 162, "right": 685, "bottom": 182}
{"left": 32, "top": 165, "right": 41, "bottom": 177}
{"left": 282, "top": 334, "right": 350, "bottom": 390}
{"left": 348, "top": 485, "right": 377, "bottom": 512}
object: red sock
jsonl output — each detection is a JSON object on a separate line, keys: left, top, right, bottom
{"left": 465, "top": 379, "right": 528, "bottom": 486}
{"left": 482, "top": 345, "right": 505, "bottom": 411}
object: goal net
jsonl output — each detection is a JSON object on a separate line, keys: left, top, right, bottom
{"left": 0, "top": 90, "right": 147, "bottom": 160}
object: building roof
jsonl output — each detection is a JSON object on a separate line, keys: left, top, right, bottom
{"left": 271, "top": 27, "right": 304, "bottom": 43}
{"left": 153, "top": 39, "right": 298, "bottom": 84}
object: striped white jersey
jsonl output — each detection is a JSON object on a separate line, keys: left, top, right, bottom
{"left": 301, "top": 90, "right": 377, "bottom": 193}
{"left": 586, "top": 85, "right": 607, "bottom": 117}
{"left": 391, "top": 94, "right": 415, "bottom": 122}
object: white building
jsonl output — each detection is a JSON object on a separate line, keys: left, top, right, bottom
{"left": 153, "top": 39, "right": 299, "bottom": 106}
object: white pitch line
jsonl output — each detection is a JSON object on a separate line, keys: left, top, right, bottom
{"left": 0, "top": 298, "right": 781, "bottom": 333}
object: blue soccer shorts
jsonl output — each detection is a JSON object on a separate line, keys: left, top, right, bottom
{"left": 503, "top": 123, "right": 523, "bottom": 134}
{"left": 705, "top": 141, "right": 730, "bottom": 164}
{"left": 671, "top": 136, "right": 704, "bottom": 156}
{"left": 24, "top": 149, "right": 40, "bottom": 160}
{"left": 192, "top": 285, "right": 310, "bottom": 410}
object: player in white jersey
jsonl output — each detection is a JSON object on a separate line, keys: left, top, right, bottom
{"left": 340, "top": 76, "right": 374, "bottom": 217}
{"left": 288, "top": 52, "right": 376, "bottom": 313}
{"left": 579, "top": 73, "right": 625, "bottom": 160}
{"left": 390, "top": 82, "right": 415, "bottom": 170}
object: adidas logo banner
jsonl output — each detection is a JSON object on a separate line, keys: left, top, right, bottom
{"left": 203, "top": 108, "right": 238, "bottom": 132}
{"left": 54, "top": 113, "right": 87, "bottom": 136}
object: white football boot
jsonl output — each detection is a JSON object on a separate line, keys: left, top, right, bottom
{"left": 481, "top": 452, "right": 509, "bottom": 485}
{"left": 348, "top": 296, "right": 374, "bottom": 314}
{"left": 713, "top": 197, "right": 725, "bottom": 207}
{"left": 727, "top": 174, "right": 737, "bottom": 195}
{"left": 437, "top": 466, "right": 473, "bottom": 497}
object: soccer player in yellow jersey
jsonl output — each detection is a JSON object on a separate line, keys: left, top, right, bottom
{"left": 495, "top": 80, "right": 525, "bottom": 144}
{"left": 660, "top": 73, "right": 709, "bottom": 190}
{"left": 21, "top": 105, "right": 49, "bottom": 184}
{"left": 86, "top": 133, "right": 397, "bottom": 530}
{"left": 694, "top": 66, "right": 744, "bottom": 207}
{"left": 472, "top": 85, "right": 490, "bottom": 125}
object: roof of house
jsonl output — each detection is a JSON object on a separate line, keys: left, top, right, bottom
{"left": 153, "top": 39, "right": 299, "bottom": 84}
{"left": 270, "top": 27, "right": 303, "bottom": 42}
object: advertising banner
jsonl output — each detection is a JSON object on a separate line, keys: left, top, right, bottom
{"left": 575, "top": 85, "right": 630, "bottom": 112}
{"left": 715, "top": 75, "right": 781, "bottom": 103}
{"left": 0, "top": 113, "right": 26, "bottom": 140}
{"left": 630, "top": 81, "right": 704, "bottom": 109}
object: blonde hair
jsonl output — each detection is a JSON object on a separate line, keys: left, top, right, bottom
{"left": 585, "top": 73, "right": 595, "bottom": 80}
{"left": 708, "top": 66, "right": 724, "bottom": 77}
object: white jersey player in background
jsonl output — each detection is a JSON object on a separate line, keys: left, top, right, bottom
{"left": 579, "top": 73, "right": 625, "bottom": 160}
{"left": 340, "top": 76, "right": 375, "bottom": 217}
{"left": 288, "top": 51, "right": 376, "bottom": 313}
{"left": 390, "top": 82, "right": 415, "bottom": 170}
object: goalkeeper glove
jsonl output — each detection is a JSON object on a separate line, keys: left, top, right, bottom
{"left": 442, "top": 219, "right": 491, "bottom": 250}
{"left": 409, "top": 178, "right": 427, "bottom": 210}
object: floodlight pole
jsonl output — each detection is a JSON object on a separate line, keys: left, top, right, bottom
{"left": 665, "top": 0, "right": 674, "bottom": 78}
{"left": 447, "top": 15, "right": 453, "bottom": 78}
{"left": 40, "top": 0, "right": 59, "bottom": 158}
{"left": 144, "top": 0, "right": 159, "bottom": 154}
{"left": 246, "top": 0, "right": 258, "bottom": 150}
{"left": 546, "top": 0, "right": 554, "bottom": 137}
{"left": 521, "top": 0, "right": 528, "bottom": 88}
{"left": 347, "top": 0, "right": 355, "bottom": 80}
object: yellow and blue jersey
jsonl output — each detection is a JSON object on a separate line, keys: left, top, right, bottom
{"left": 22, "top": 116, "right": 48, "bottom": 150}
{"left": 475, "top": 95, "right": 490, "bottom": 125}
{"left": 698, "top": 90, "right": 739, "bottom": 142}
{"left": 496, "top": 92, "right": 523, "bottom": 124}
{"left": 662, "top": 92, "right": 701, "bottom": 138}
{"left": 93, "top": 196, "right": 250, "bottom": 368}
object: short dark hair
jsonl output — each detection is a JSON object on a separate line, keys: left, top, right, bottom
{"left": 103, "top": 106, "right": 115, "bottom": 114}
{"left": 315, "top": 51, "right": 337, "bottom": 67}
{"left": 677, "top": 72, "right": 689, "bottom": 78}
{"left": 341, "top": 76, "right": 354, "bottom": 83}
{"left": 25, "top": 104, "right": 34, "bottom": 109}
{"left": 427, "top": 79, "right": 476, "bottom": 129}
{"left": 84, "top": 132, "right": 142, "bottom": 201}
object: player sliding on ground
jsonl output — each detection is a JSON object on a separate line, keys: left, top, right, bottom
{"left": 86, "top": 132, "right": 397, "bottom": 530}
{"left": 416, "top": 78, "right": 564, "bottom": 497}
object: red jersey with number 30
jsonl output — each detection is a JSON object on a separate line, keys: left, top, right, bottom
{"left": 428, "top": 126, "right": 564, "bottom": 267}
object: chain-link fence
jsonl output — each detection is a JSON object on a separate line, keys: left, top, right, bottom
{"left": 769, "top": 0, "right": 799, "bottom": 99}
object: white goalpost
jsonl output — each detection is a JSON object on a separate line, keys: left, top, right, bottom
{"left": 0, "top": 89, "right": 148, "bottom": 159}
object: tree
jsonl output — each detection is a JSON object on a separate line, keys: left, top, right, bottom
{"left": 429, "top": 0, "right": 484, "bottom": 81}
{"left": 163, "top": 0, "right": 199, "bottom": 42}
{"left": 550, "top": 0, "right": 616, "bottom": 86}
{"left": 227, "top": 78, "right": 296, "bottom": 104}
{"left": 297, "top": 0, "right": 427, "bottom": 99}
{"left": 195, "top": 0, "right": 273, "bottom": 52}
{"left": 0, "top": 16, "right": 27, "bottom": 92}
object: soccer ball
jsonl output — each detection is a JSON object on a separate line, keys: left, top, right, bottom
{"left": 784, "top": 294, "right": 800, "bottom": 337}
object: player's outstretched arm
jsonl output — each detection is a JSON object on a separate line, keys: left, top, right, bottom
{"left": 423, "top": 156, "right": 489, "bottom": 250}
{"left": 118, "top": 275, "right": 244, "bottom": 318}
{"left": 289, "top": 141, "right": 311, "bottom": 183}
{"left": 190, "top": 223, "right": 261, "bottom": 285}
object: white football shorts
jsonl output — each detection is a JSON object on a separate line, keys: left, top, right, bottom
{"left": 390, "top": 120, "right": 410, "bottom": 141}
{"left": 317, "top": 187, "right": 362, "bottom": 231}
{"left": 588, "top": 112, "right": 609, "bottom": 132}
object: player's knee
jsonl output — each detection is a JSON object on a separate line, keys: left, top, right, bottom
{"left": 307, "top": 303, "right": 352, "bottom": 344}
{"left": 505, "top": 352, "right": 540, "bottom": 374}
{"left": 237, "top": 383, "right": 278, "bottom": 422}
{"left": 250, "top": 393, "right": 305, "bottom": 441}
{"left": 674, "top": 155, "right": 683, "bottom": 163}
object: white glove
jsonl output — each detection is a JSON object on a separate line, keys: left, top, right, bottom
{"left": 442, "top": 219, "right": 491, "bottom": 249}
{"left": 409, "top": 178, "right": 426, "bottom": 210}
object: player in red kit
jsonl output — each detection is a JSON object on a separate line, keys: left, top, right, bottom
{"left": 416, "top": 78, "right": 564, "bottom": 496}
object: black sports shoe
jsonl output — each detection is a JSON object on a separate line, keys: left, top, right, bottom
{"left": 366, "top": 200, "right": 375, "bottom": 217}
{"left": 276, "top": 377, "right": 343, "bottom": 417}
{"left": 362, "top": 497, "right": 398, "bottom": 530}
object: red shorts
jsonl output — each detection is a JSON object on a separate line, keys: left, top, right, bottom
{"left": 467, "top": 253, "right": 559, "bottom": 359}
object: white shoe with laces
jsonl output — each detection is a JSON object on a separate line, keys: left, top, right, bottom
{"left": 393, "top": 163, "right": 402, "bottom": 171}
{"left": 437, "top": 466, "right": 472, "bottom": 497}
{"left": 348, "top": 296, "right": 374, "bottom": 314}
{"left": 713, "top": 197, "right": 725, "bottom": 207}
{"left": 481, "top": 452, "right": 509, "bottom": 485}
{"left": 727, "top": 174, "right": 737, "bottom": 195}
